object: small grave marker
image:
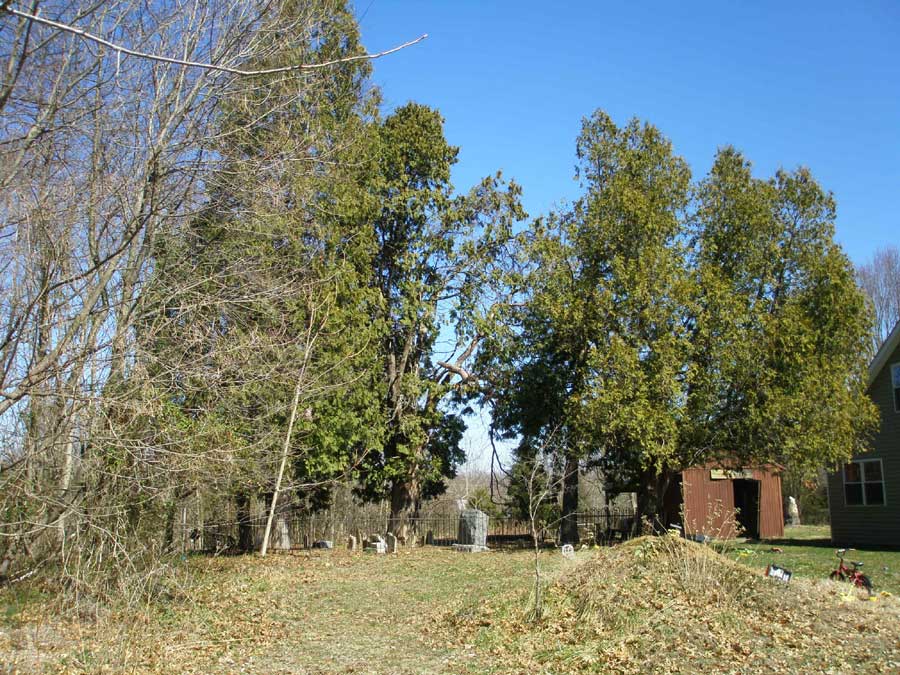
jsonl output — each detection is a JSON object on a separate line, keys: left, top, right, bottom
{"left": 765, "top": 563, "right": 792, "bottom": 583}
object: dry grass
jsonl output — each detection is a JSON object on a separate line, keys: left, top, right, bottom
{"left": 0, "top": 548, "right": 567, "bottom": 674}
{"left": 444, "top": 536, "right": 900, "bottom": 674}
{"left": 1, "top": 540, "right": 898, "bottom": 674}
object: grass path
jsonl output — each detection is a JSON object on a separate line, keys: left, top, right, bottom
{"left": 18, "top": 548, "right": 566, "bottom": 674}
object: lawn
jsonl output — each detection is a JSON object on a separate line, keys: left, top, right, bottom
{"left": 1, "top": 535, "right": 898, "bottom": 674}
{"left": 727, "top": 524, "right": 900, "bottom": 595}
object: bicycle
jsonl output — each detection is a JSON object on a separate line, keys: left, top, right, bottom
{"left": 829, "top": 548, "right": 873, "bottom": 595}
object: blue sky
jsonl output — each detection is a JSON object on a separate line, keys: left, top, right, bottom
{"left": 353, "top": 1, "right": 900, "bottom": 470}
{"left": 357, "top": 1, "right": 899, "bottom": 262}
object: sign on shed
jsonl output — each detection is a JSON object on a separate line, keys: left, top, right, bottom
{"left": 710, "top": 468, "right": 755, "bottom": 480}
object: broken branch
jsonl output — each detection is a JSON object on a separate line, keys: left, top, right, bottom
{"left": 4, "top": 6, "right": 427, "bottom": 76}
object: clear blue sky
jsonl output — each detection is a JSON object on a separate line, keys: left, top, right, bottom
{"left": 356, "top": 0, "right": 899, "bottom": 264}
{"left": 353, "top": 1, "right": 900, "bottom": 471}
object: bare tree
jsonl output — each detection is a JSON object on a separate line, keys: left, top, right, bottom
{"left": 0, "top": 0, "right": 413, "bottom": 597}
{"left": 857, "top": 245, "right": 900, "bottom": 351}
{"left": 518, "top": 441, "right": 568, "bottom": 623}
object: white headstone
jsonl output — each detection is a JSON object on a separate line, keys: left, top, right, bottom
{"left": 787, "top": 496, "right": 800, "bottom": 526}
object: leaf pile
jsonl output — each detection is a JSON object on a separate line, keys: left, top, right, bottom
{"left": 443, "top": 536, "right": 900, "bottom": 674}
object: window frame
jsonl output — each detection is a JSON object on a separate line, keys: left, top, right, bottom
{"left": 892, "top": 363, "right": 900, "bottom": 413}
{"left": 843, "top": 458, "right": 886, "bottom": 507}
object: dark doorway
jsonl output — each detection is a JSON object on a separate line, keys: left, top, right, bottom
{"left": 733, "top": 479, "right": 760, "bottom": 539}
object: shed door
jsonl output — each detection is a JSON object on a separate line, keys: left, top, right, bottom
{"left": 733, "top": 479, "right": 760, "bottom": 539}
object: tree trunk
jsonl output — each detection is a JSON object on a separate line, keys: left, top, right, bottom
{"left": 655, "top": 469, "right": 674, "bottom": 530}
{"left": 635, "top": 468, "right": 674, "bottom": 534}
{"left": 162, "top": 500, "right": 178, "bottom": 553}
{"left": 388, "top": 480, "right": 412, "bottom": 535}
{"left": 560, "top": 452, "right": 579, "bottom": 545}
{"left": 635, "top": 470, "right": 653, "bottom": 536}
{"left": 235, "top": 493, "right": 253, "bottom": 552}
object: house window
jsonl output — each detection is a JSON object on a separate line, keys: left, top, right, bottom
{"left": 843, "top": 459, "right": 885, "bottom": 506}
{"left": 892, "top": 363, "right": 900, "bottom": 413}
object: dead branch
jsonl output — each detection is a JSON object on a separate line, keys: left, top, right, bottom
{"left": 4, "top": 6, "right": 427, "bottom": 76}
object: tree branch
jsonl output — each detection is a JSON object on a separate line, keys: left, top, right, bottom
{"left": 4, "top": 6, "right": 427, "bottom": 76}
{"left": 436, "top": 335, "right": 481, "bottom": 385}
{"left": 436, "top": 359, "right": 474, "bottom": 383}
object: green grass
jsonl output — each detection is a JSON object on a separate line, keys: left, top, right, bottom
{"left": 726, "top": 524, "right": 900, "bottom": 594}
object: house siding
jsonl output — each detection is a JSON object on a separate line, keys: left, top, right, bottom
{"left": 828, "top": 338, "right": 900, "bottom": 547}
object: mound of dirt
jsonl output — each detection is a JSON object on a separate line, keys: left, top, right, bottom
{"left": 449, "top": 535, "right": 900, "bottom": 675}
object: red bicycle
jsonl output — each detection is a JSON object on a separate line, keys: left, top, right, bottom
{"left": 829, "top": 549, "right": 873, "bottom": 595}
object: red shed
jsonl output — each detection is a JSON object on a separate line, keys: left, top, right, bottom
{"left": 664, "top": 462, "right": 784, "bottom": 540}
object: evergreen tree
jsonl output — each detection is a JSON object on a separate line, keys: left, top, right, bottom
{"left": 483, "top": 111, "right": 691, "bottom": 541}
{"left": 355, "top": 103, "right": 524, "bottom": 532}
{"left": 485, "top": 112, "right": 876, "bottom": 534}
{"left": 687, "top": 149, "right": 877, "bottom": 481}
{"left": 140, "top": 0, "right": 384, "bottom": 542}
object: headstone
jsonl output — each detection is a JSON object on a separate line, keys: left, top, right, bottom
{"left": 787, "top": 496, "right": 800, "bottom": 526}
{"left": 275, "top": 517, "right": 291, "bottom": 550}
{"left": 458, "top": 509, "right": 488, "bottom": 546}
{"left": 425, "top": 530, "right": 434, "bottom": 546}
{"left": 371, "top": 533, "right": 384, "bottom": 545}
{"left": 347, "top": 535, "right": 357, "bottom": 551}
{"left": 386, "top": 532, "right": 398, "bottom": 553}
{"left": 365, "top": 541, "right": 387, "bottom": 554}
{"left": 454, "top": 508, "right": 489, "bottom": 552}
{"left": 561, "top": 544, "right": 575, "bottom": 559}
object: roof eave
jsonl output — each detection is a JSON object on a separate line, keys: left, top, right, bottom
{"left": 868, "top": 320, "right": 900, "bottom": 389}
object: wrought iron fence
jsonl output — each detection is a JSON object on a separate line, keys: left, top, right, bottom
{"left": 189, "top": 508, "right": 636, "bottom": 553}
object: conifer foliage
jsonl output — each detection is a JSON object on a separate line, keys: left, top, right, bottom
{"left": 483, "top": 112, "right": 876, "bottom": 534}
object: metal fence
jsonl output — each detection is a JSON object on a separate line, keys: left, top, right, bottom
{"left": 191, "top": 508, "right": 636, "bottom": 553}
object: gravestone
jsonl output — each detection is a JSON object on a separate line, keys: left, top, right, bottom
{"left": 366, "top": 541, "right": 387, "bottom": 554}
{"left": 347, "top": 535, "right": 357, "bottom": 551}
{"left": 561, "top": 544, "right": 575, "bottom": 559}
{"left": 275, "top": 517, "right": 291, "bottom": 550}
{"left": 425, "top": 530, "right": 434, "bottom": 546}
{"left": 787, "top": 496, "right": 801, "bottom": 526}
{"left": 454, "top": 508, "right": 489, "bottom": 552}
{"left": 386, "top": 532, "right": 398, "bottom": 553}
